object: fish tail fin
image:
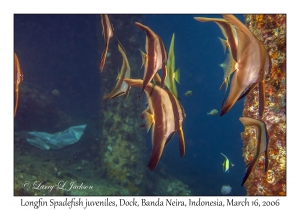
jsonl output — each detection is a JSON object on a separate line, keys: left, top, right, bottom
{"left": 174, "top": 68, "right": 180, "bottom": 84}
{"left": 218, "top": 37, "right": 228, "bottom": 54}
{"left": 207, "top": 112, "right": 209, "bottom": 115}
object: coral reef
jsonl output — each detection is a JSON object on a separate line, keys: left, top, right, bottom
{"left": 241, "top": 14, "right": 286, "bottom": 195}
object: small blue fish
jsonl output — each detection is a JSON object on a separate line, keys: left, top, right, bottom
{"left": 221, "top": 185, "right": 232, "bottom": 195}
{"left": 221, "top": 153, "right": 234, "bottom": 173}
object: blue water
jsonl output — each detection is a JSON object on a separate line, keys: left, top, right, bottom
{"left": 143, "top": 14, "right": 246, "bottom": 195}
{"left": 14, "top": 14, "right": 247, "bottom": 195}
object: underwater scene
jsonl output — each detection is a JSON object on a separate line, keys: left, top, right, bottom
{"left": 14, "top": 14, "right": 286, "bottom": 196}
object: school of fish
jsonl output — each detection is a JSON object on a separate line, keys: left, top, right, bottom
{"left": 14, "top": 14, "right": 272, "bottom": 188}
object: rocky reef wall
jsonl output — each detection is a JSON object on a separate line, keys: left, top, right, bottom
{"left": 241, "top": 14, "right": 286, "bottom": 195}
{"left": 98, "top": 14, "right": 148, "bottom": 195}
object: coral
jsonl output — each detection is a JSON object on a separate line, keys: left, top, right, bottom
{"left": 241, "top": 15, "right": 286, "bottom": 195}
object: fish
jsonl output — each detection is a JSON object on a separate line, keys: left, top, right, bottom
{"left": 184, "top": 90, "right": 192, "bottom": 97}
{"left": 220, "top": 14, "right": 271, "bottom": 117}
{"left": 239, "top": 117, "right": 269, "bottom": 186}
{"left": 219, "top": 53, "right": 237, "bottom": 92}
{"left": 14, "top": 52, "right": 23, "bottom": 117}
{"left": 194, "top": 17, "right": 238, "bottom": 62}
{"left": 99, "top": 14, "right": 114, "bottom": 73}
{"left": 135, "top": 22, "right": 168, "bottom": 97}
{"left": 221, "top": 153, "right": 234, "bottom": 173}
{"left": 207, "top": 109, "right": 218, "bottom": 116}
{"left": 165, "top": 33, "right": 180, "bottom": 98}
{"left": 123, "top": 78, "right": 186, "bottom": 170}
{"left": 103, "top": 41, "right": 131, "bottom": 99}
{"left": 221, "top": 185, "right": 232, "bottom": 195}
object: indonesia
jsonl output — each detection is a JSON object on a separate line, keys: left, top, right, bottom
{"left": 189, "top": 198, "right": 224, "bottom": 207}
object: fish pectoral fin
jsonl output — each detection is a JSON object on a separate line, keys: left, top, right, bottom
{"left": 219, "top": 80, "right": 226, "bottom": 91}
{"left": 220, "top": 70, "right": 245, "bottom": 116}
{"left": 141, "top": 110, "right": 154, "bottom": 133}
{"left": 165, "top": 132, "right": 176, "bottom": 146}
{"left": 237, "top": 83, "right": 258, "bottom": 101}
{"left": 161, "top": 65, "right": 167, "bottom": 88}
{"left": 123, "top": 86, "right": 131, "bottom": 99}
{"left": 218, "top": 37, "right": 228, "bottom": 54}
{"left": 174, "top": 68, "right": 180, "bottom": 84}
{"left": 178, "top": 127, "right": 185, "bottom": 157}
{"left": 258, "top": 80, "right": 266, "bottom": 117}
{"left": 139, "top": 49, "right": 147, "bottom": 69}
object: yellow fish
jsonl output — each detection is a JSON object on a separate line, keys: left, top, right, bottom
{"left": 124, "top": 78, "right": 186, "bottom": 170}
{"left": 165, "top": 33, "right": 180, "bottom": 98}
{"left": 221, "top": 153, "right": 234, "bottom": 173}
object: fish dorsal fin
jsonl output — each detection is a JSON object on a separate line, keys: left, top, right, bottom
{"left": 222, "top": 15, "right": 253, "bottom": 60}
{"left": 221, "top": 152, "right": 228, "bottom": 159}
{"left": 141, "top": 110, "right": 154, "bottom": 133}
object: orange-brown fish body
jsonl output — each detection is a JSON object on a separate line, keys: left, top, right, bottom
{"left": 135, "top": 22, "right": 167, "bottom": 97}
{"left": 239, "top": 117, "right": 269, "bottom": 186}
{"left": 124, "top": 78, "right": 185, "bottom": 170}
{"left": 99, "top": 14, "right": 113, "bottom": 73}
{"left": 14, "top": 52, "right": 23, "bottom": 117}
{"left": 220, "top": 15, "right": 271, "bottom": 117}
{"left": 103, "top": 41, "right": 131, "bottom": 99}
